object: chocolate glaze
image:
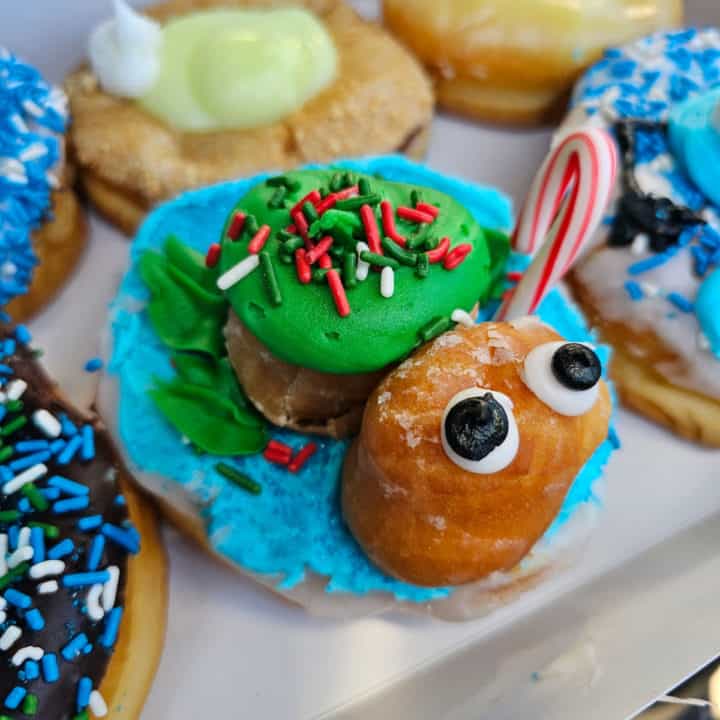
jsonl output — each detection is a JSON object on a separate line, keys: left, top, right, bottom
{"left": 0, "top": 324, "right": 131, "bottom": 720}
{"left": 609, "top": 120, "right": 705, "bottom": 252}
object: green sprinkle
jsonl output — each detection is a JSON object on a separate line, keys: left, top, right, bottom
{"left": 277, "top": 252, "right": 293, "bottom": 265}
{"left": 359, "top": 251, "right": 399, "bottom": 269}
{"left": 423, "top": 235, "right": 440, "bottom": 250}
{"left": 266, "top": 175, "right": 290, "bottom": 187}
{"left": 5, "top": 400, "right": 22, "bottom": 413}
{"left": 358, "top": 177, "right": 372, "bottom": 195}
{"left": 410, "top": 189, "right": 422, "bottom": 206}
{"left": 28, "top": 522, "right": 60, "bottom": 539}
{"left": 406, "top": 224, "right": 431, "bottom": 250}
{"left": 215, "top": 462, "right": 261, "bottom": 495}
{"left": 0, "top": 562, "right": 29, "bottom": 590}
{"left": 416, "top": 252, "right": 429, "bottom": 278}
{"left": 280, "top": 236, "right": 304, "bottom": 253}
{"left": 277, "top": 229, "right": 297, "bottom": 243}
{"left": 268, "top": 186, "right": 287, "bottom": 209}
{"left": 0, "top": 446, "right": 13, "bottom": 463}
{"left": 71, "top": 712, "right": 89, "bottom": 720}
{"left": 259, "top": 252, "right": 282, "bottom": 307}
{"left": 302, "top": 201, "right": 319, "bottom": 224}
{"left": 22, "top": 483, "right": 49, "bottom": 512}
{"left": 342, "top": 171, "right": 357, "bottom": 187}
{"left": 21, "top": 693, "right": 38, "bottom": 716}
{"left": 0, "top": 510, "right": 20, "bottom": 523}
{"left": 419, "top": 316, "right": 452, "bottom": 343}
{"left": 328, "top": 244, "right": 345, "bottom": 259}
{"left": 335, "top": 194, "right": 381, "bottom": 212}
{"left": 245, "top": 214, "right": 259, "bottom": 237}
{"left": 381, "top": 237, "right": 418, "bottom": 266}
{"left": 1, "top": 415, "right": 27, "bottom": 437}
{"left": 329, "top": 172, "right": 344, "bottom": 192}
{"left": 312, "top": 267, "right": 330, "bottom": 282}
{"left": 343, "top": 252, "right": 357, "bottom": 288}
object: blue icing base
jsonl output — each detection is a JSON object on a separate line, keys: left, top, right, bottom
{"left": 109, "top": 156, "right": 617, "bottom": 602}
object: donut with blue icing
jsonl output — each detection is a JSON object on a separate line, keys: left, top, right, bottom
{"left": 563, "top": 27, "right": 720, "bottom": 446}
{"left": 0, "top": 49, "right": 86, "bottom": 322}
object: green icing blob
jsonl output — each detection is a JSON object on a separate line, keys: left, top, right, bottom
{"left": 139, "top": 235, "right": 227, "bottom": 358}
{"left": 138, "top": 8, "right": 337, "bottom": 131}
{"left": 150, "top": 354, "right": 268, "bottom": 456}
{"left": 219, "top": 169, "right": 511, "bottom": 374}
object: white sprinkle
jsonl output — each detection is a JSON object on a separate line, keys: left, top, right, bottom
{"left": 22, "top": 99, "right": 43, "bottom": 117}
{"left": 631, "top": 233, "right": 649, "bottom": 255}
{"left": 30, "top": 560, "right": 65, "bottom": 579}
{"left": 699, "top": 332, "right": 711, "bottom": 351}
{"left": 0, "top": 612, "right": 5, "bottom": 625}
{"left": 640, "top": 282, "right": 661, "bottom": 298}
{"left": 17, "top": 526, "right": 31, "bottom": 549}
{"left": 0, "top": 596, "right": 6, "bottom": 611}
{"left": 10, "top": 113, "right": 28, "bottom": 133}
{"left": 46, "top": 171, "right": 60, "bottom": 189}
{"left": 87, "top": 584, "right": 105, "bottom": 621}
{"left": 89, "top": 690, "right": 108, "bottom": 717}
{"left": 2, "top": 463, "right": 48, "bottom": 495}
{"left": 451, "top": 309, "right": 475, "bottom": 328}
{"left": 0, "top": 625, "right": 21, "bottom": 651}
{"left": 5, "top": 379, "right": 27, "bottom": 401}
{"left": 7, "top": 546, "right": 33, "bottom": 569}
{"left": 37, "top": 580, "right": 59, "bottom": 595}
{"left": 102, "top": 565, "right": 120, "bottom": 612}
{"left": 11, "top": 645, "right": 43, "bottom": 666}
{"left": 19, "top": 143, "right": 48, "bottom": 162}
{"left": 32, "top": 409, "right": 62, "bottom": 438}
{"left": 217, "top": 255, "right": 260, "bottom": 291}
{"left": 380, "top": 266, "right": 394, "bottom": 298}
{"left": 0, "top": 534, "right": 7, "bottom": 576}
{"left": 356, "top": 241, "right": 370, "bottom": 281}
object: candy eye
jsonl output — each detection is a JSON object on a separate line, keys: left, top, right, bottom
{"left": 522, "top": 342, "right": 602, "bottom": 416}
{"left": 441, "top": 389, "right": 519, "bottom": 474}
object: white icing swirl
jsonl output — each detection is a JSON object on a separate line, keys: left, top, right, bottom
{"left": 89, "top": 0, "right": 162, "bottom": 98}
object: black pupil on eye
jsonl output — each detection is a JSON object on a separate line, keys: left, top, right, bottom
{"left": 444, "top": 393, "right": 509, "bottom": 462}
{"left": 551, "top": 343, "right": 602, "bottom": 391}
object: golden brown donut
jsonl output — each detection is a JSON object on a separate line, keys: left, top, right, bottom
{"left": 383, "top": 0, "right": 682, "bottom": 125}
{"left": 65, "top": 0, "right": 434, "bottom": 235}
{"left": 342, "top": 319, "right": 611, "bottom": 587}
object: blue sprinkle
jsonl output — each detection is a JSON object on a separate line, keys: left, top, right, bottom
{"left": 7, "top": 525, "right": 18, "bottom": 551}
{"left": 102, "top": 523, "right": 140, "bottom": 554}
{"left": 87, "top": 535, "right": 105, "bottom": 571}
{"left": 82, "top": 642, "right": 93, "bottom": 655}
{"left": 49, "top": 439, "right": 65, "bottom": 455}
{"left": 48, "top": 475, "right": 90, "bottom": 496}
{"left": 47, "top": 538, "right": 74, "bottom": 560}
{"left": 17, "top": 498, "right": 31, "bottom": 513}
{"left": 3, "top": 340, "right": 15, "bottom": 356}
{"left": 4, "top": 588, "right": 31, "bottom": 609}
{"left": 0, "top": 365, "right": 13, "bottom": 375}
{"left": 77, "top": 515, "right": 103, "bottom": 531}
{"left": 40, "top": 487, "right": 60, "bottom": 501}
{"left": 61, "top": 632, "right": 89, "bottom": 661}
{"left": 15, "top": 325, "right": 31, "bottom": 345}
{"left": 100, "top": 607, "right": 123, "bottom": 648}
{"left": 84, "top": 357, "right": 103, "bottom": 373}
{"left": 15, "top": 440, "right": 49, "bottom": 453}
{"left": 624, "top": 280, "right": 644, "bottom": 301}
{"left": 76, "top": 676, "right": 92, "bottom": 711}
{"left": 9, "top": 449, "right": 51, "bottom": 471}
{"left": 114, "top": 494, "right": 126, "bottom": 506}
{"left": 4, "top": 686, "right": 26, "bottom": 710}
{"left": 0, "top": 406, "right": 6, "bottom": 423}
{"left": 41, "top": 653, "right": 59, "bottom": 683}
{"left": 63, "top": 570, "right": 111, "bottom": 588}
{"left": 667, "top": 292, "right": 695, "bottom": 313}
{"left": 59, "top": 413, "right": 78, "bottom": 437}
{"left": 57, "top": 434, "right": 82, "bottom": 465}
{"left": 53, "top": 495, "right": 90, "bottom": 514}
{"left": 628, "top": 253, "right": 673, "bottom": 275}
{"left": 24, "top": 607, "right": 44, "bottom": 631}
{"left": 80, "top": 425, "right": 95, "bottom": 462}
{"left": 30, "top": 526, "right": 45, "bottom": 562}
{"left": 24, "top": 659, "right": 39, "bottom": 681}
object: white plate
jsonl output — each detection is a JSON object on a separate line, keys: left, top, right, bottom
{"left": 4, "top": 1, "right": 720, "bottom": 718}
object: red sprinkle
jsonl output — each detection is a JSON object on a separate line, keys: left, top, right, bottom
{"left": 443, "top": 243, "right": 473, "bottom": 270}
{"left": 327, "top": 269, "right": 350, "bottom": 317}
{"left": 288, "top": 442, "right": 318, "bottom": 473}
{"left": 265, "top": 440, "right": 293, "bottom": 463}
{"left": 290, "top": 190, "right": 322, "bottom": 216}
{"left": 315, "top": 185, "right": 359, "bottom": 215}
{"left": 318, "top": 254, "right": 332, "bottom": 269}
{"left": 305, "top": 236, "right": 334, "bottom": 265}
{"left": 426, "top": 237, "right": 450, "bottom": 263}
{"left": 227, "top": 211, "right": 247, "bottom": 240}
{"left": 264, "top": 448, "right": 292, "bottom": 466}
{"left": 380, "top": 200, "right": 406, "bottom": 247}
{"left": 360, "top": 204, "right": 382, "bottom": 255}
{"left": 247, "top": 224, "right": 271, "bottom": 254}
{"left": 205, "top": 243, "right": 221, "bottom": 268}
{"left": 506, "top": 270, "right": 523, "bottom": 282}
{"left": 295, "top": 249, "right": 311, "bottom": 284}
{"left": 286, "top": 224, "right": 297, "bottom": 234}
{"left": 291, "top": 210, "right": 311, "bottom": 247}
{"left": 416, "top": 202, "right": 440, "bottom": 219}
{"left": 397, "top": 206, "right": 435, "bottom": 224}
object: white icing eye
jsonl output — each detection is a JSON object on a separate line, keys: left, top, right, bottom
{"left": 522, "top": 341, "right": 601, "bottom": 416}
{"left": 441, "top": 388, "right": 519, "bottom": 474}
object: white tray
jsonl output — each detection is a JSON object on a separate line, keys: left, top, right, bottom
{"left": 5, "top": 1, "right": 720, "bottom": 717}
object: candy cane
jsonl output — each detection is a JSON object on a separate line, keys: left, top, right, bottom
{"left": 496, "top": 128, "right": 617, "bottom": 321}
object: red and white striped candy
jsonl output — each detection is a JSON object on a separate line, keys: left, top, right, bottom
{"left": 496, "top": 128, "right": 617, "bottom": 321}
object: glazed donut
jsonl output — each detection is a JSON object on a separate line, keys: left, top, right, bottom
{"left": 0, "top": 322, "right": 166, "bottom": 718}
{"left": 563, "top": 28, "right": 720, "bottom": 446}
{"left": 383, "top": 0, "right": 682, "bottom": 125}
{"left": 65, "top": 0, "right": 434, "bottom": 235}
{"left": 0, "top": 50, "right": 87, "bottom": 322}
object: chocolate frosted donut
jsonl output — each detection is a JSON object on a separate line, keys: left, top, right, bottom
{"left": 0, "top": 323, "right": 165, "bottom": 719}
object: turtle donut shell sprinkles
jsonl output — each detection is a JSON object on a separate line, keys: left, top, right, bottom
{"left": 0, "top": 323, "right": 166, "bottom": 719}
